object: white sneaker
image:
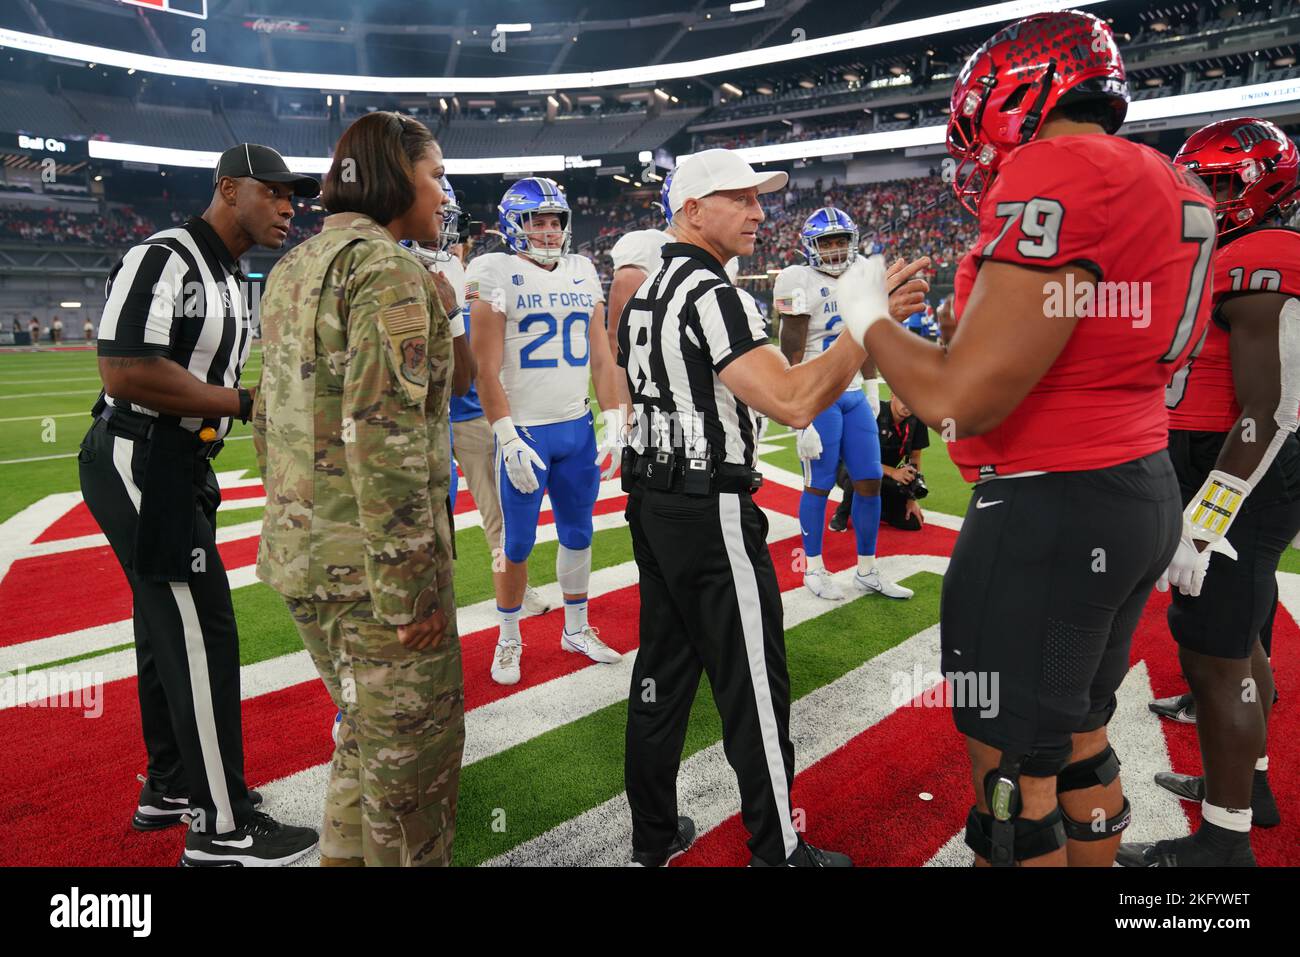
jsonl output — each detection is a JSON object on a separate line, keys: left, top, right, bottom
{"left": 803, "top": 568, "right": 845, "bottom": 601}
{"left": 854, "top": 568, "right": 913, "bottom": 600}
{"left": 491, "top": 640, "right": 522, "bottom": 685}
{"left": 522, "top": 586, "right": 554, "bottom": 617}
{"left": 561, "top": 625, "right": 623, "bottom": 663}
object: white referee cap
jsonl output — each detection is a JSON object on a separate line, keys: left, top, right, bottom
{"left": 668, "top": 149, "right": 788, "bottom": 215}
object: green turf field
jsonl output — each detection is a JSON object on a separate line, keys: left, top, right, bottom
{"left": 5, "top": 346, "right": 1292, "bottom": 587}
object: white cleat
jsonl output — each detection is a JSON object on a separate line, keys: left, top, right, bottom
{"left": 854, "top": 568, "right": 913, "bottom": 600}
{"left": 522, "top": 586, "right": 554, "bottom": 617}
{"left": 803, "top": 568, "right": 845, "bottom": 601}
{"left": 561, "top": 625, "right": 623, "bottom": 663}
{"left": 491, "top": 640, "right": 522, "bottom": 685}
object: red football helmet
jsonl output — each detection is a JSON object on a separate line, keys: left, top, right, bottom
{"left": 946, "top": 10, "right": 1129, "bottom": 214}
{"left": 1174, "top": 117, "right": 1300, "bottom": 237}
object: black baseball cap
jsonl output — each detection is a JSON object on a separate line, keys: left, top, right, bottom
{"left": 214, "top": 143, "right": 320, "bottom": 198}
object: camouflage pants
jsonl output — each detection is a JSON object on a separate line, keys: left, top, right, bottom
{"left": 286, "top": 593, "right": 464, "bottom": 867}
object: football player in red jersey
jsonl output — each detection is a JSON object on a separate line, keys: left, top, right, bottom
{"left": 836, "top": 10, "right": 1215, "bottom": 867}
{"left": 1117, "top": 117, "right": 1300, "bottom": 867}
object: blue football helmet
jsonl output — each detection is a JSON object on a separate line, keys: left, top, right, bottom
{"left": 499, "top": 176, "right": 571, "bottom": 265}
{"left": 800, "top": 207, "right": 858, "bottom": 276}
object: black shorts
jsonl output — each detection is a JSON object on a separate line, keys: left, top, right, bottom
{"left": 940, "top": 452, "right": 1181, "bottom": 776}
{"left": 1167, "top": 429, "right": 1300, "bottom": 659}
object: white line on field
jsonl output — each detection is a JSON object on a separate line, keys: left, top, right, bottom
{"left": 0, "top": 389, "right": 100, "bottom": 399}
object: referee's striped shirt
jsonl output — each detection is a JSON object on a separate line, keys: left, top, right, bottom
{"left": 96, "top": 216, "right": 250, "bottom": 439}
{"left": 617, "top": 242, "right": 768, "bottom": 468}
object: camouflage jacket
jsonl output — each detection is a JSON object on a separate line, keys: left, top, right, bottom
{"left": 254, "top": 212, "right": 454, "bottom": 625}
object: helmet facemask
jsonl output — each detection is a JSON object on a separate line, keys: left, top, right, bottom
{"left": 807, "top": 230, "right": 858, "bottom": 276}
{"left": 515, "top": 208, "right": 571, "bottom": 265}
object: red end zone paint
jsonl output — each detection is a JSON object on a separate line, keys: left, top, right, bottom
{"left": 34, "top": 483, "right": 268, "bottom": 544}
{"left": 0, "top": 537, "right": 260, "bottom": 647}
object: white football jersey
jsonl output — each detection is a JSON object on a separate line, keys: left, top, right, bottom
{"left": 773, "top": 263, "right": 858, "bottom": 390}
{"left": 429, "top": 254, "right": 467, "bottom": 314}
{"left": 465, "top": 251, "right": 604, "bottom": 427}
{"left": 611, "top": 227, "right": 740, "bottom": 282}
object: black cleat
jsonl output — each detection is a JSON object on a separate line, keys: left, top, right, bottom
{"left": 630, "top": 816, "right": 695, "bottom": 867}
{"left": 132, "top": 774, "right": 263, "bottom": 831}
{"left": 1153, "top": 770, "right": 1280, "bottom": 828}
{"left": 179, "top": 811, "right": 318, "bottom": 867}
{"left": 1148, "top": 691, "right": 1196, "bottom": 724}
{"left": 750, "top": 839, "right": 853, "bottom": 867}
{"left": 1117, "top": 824, "right": 1255, "bottom": 868}
{"left": 828, "top": 511, "right": 850, "bottom": 533}
{"left": 1153, "top": 771, "right": 1204, "bottom": 804}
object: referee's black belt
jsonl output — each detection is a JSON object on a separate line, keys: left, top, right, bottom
{"left": 97, "top": 405, "right": 224, "bottom": 461}
{"left": 625, "top": 449, "right": 763, "bottom": 495}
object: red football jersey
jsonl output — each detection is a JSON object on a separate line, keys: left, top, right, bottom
{"left": 1167, "top": 226, "right": 1300, "bottom": 431}
{"left": 950, "top": 135, "right": 1215, "bottom": 481}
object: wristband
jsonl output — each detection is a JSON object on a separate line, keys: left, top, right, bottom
{"left": 237, "top": 387, "right": 253, "bottom": 424}
{"left": 448, "top": 309, "right": 466, "bottom": 338}
{"left": 1184, "top": 469, "right": 1251, "bottom": 544}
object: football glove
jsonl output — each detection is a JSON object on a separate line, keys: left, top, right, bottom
{"left": 594, "top": 407, "right": 625, "bottom": 481}
{"left": 1155, "top": 520, "right": 1238, "bottom": 598}
{"left": 835, "top": 255, "right": 892, "bottom": 347}
{"left": 864, "top": 377, "right": 881, "bottom": 418}
{"left": 494, "top": 417, "right": 546, "bottom": 495}
{"left": 796, "top": 423, "right": 823, "bottom": 461}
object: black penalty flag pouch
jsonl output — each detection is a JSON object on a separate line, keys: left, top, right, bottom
{"left": 132, "top": 423, "right": 200, "bottom": 583}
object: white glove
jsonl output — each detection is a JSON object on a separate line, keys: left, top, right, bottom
{"left": 835, "top": 254, "right": 892, "bottom": 348}
{"left": 1155, "top": 521, "right": 1238, "bottom": 598}
{"left": 493, "top": 416, "right": 546, "bottom": 494}
{"left": 594, "top": 408, "right": 625, "bottom": 481}
{"left": 864, "top": 378, "right": 881, "bottom": 418}
{"left": 796, "top": 424, "right": 823, "bottom": 461}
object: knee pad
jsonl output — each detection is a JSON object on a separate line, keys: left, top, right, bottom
{"left": 1056, "top": 745, "right": 1121, "bottom": 794}
{"left": 555, "top": 544, "right": 592, "bottom": 594}
{"left": 1061, "top": 797, "right": 1132, "bottom": 842}
{"left": 964, "top": 806, "right": 1067, "bottom": 866}
{"left": 503, "top": 529, "right": 535, "bottom": 565}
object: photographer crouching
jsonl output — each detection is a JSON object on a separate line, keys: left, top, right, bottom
{"left": 831, "top": 392, "right": 929, "bottom": 532}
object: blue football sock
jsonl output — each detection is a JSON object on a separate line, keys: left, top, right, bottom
{"left": 799, "top": 492, "right": 827, "bottom": 563}
{"left": 852, "top": 492, "right": 881, "bottom": 559}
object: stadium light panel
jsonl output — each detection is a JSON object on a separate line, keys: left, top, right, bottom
{"left": 730, "top": 1, "right": 767, "bottom": 11}
{"left": 0, "top": 2, "right": 1114, "bottom": 95}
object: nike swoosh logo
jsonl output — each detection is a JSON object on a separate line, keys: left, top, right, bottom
{"left": 975, "top": 498, "right": 1004, "bottom": 509}
{"left": 212, "top": 835, "right": 254, "bottom": 848}
{"left": 572, "top": 279, "right": 583, "bottom": 285}
{"left": 162, "top": 797, "right": 190, "bottom": 805}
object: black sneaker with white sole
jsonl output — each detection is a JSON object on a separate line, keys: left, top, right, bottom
{"left": 1116, "top": 823, "right": 1256, "bottom": 868}
{"left": 1154, "top": 770, "right": 1280, "bottom": 828}
{"left": 750, "top": 839, "right": 853, "bottom": 867}
{"left": 630, "top": 816, "right": 695, "bottom": 867}
{"left": 1148, "top": 691, "right": 1196, "bottom": 724}
{"left": 179, "top": 811, "right": 318, "bottom": 867}
{"left": 132, "top": 775, "right": 264, "bottom": 831}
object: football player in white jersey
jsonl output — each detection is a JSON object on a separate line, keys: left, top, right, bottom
{"left": 404, "top": 178, "right": 553, "bottom": 620}
{"left": 775, "top": 207, "right": 912, "bottom": 601}
{"left": 606, "top": 170, "right": 740, "bottom": 359}
{"left": 468, "top": 176, "right": 627, "bottom": 685}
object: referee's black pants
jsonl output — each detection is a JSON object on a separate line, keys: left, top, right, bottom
{"left": 78, "top": 419, "right": 254, "bottom": 834}
{"left": 625, "top": 486, "right": 799, "bottom": 865}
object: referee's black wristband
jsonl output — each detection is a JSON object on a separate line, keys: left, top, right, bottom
{"left": 237, "top": 387, "right": 253, "bottom": 424}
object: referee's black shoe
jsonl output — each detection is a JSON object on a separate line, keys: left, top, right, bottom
{"left": 630, "top": 816, "right": 695, "bottom": 867}
{"left": 750, "top": 839, "right": 853, "bottom": 867}
{"left": 1154, "top": 770, "right": 1281, "bottom": 828}
{"left": 179, "top": 811, "right": 318, "bottom": 867}
{"left": 1148, "top": 691, "right": 1196, "bottom": 724}
{"left": 132, "top": 775, "right": 263, "bottom": 831}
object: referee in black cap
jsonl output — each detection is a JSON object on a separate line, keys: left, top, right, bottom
{"left": 618, "top": 148, "right": 917, "bottom": 867}
{"left": 78, "top": 144, "right": 322, "bottom": 866}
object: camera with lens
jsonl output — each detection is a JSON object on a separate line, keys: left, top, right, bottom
{"left": 911, "top": 472, "right": 929, "bottom": 500}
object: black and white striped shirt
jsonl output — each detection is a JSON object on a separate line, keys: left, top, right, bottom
{"left": 97, "top": 216, "right": 250, "bottom": 439}
{"left": 618, "top": 242, "right": 768, "bottom": 468}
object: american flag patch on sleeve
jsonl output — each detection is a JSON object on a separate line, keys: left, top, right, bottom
{"left": 465, "top": 279, "right": 480, "bottom": 302}
{"left": 775, "top": 295, "right": 796, "bottom": 313}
